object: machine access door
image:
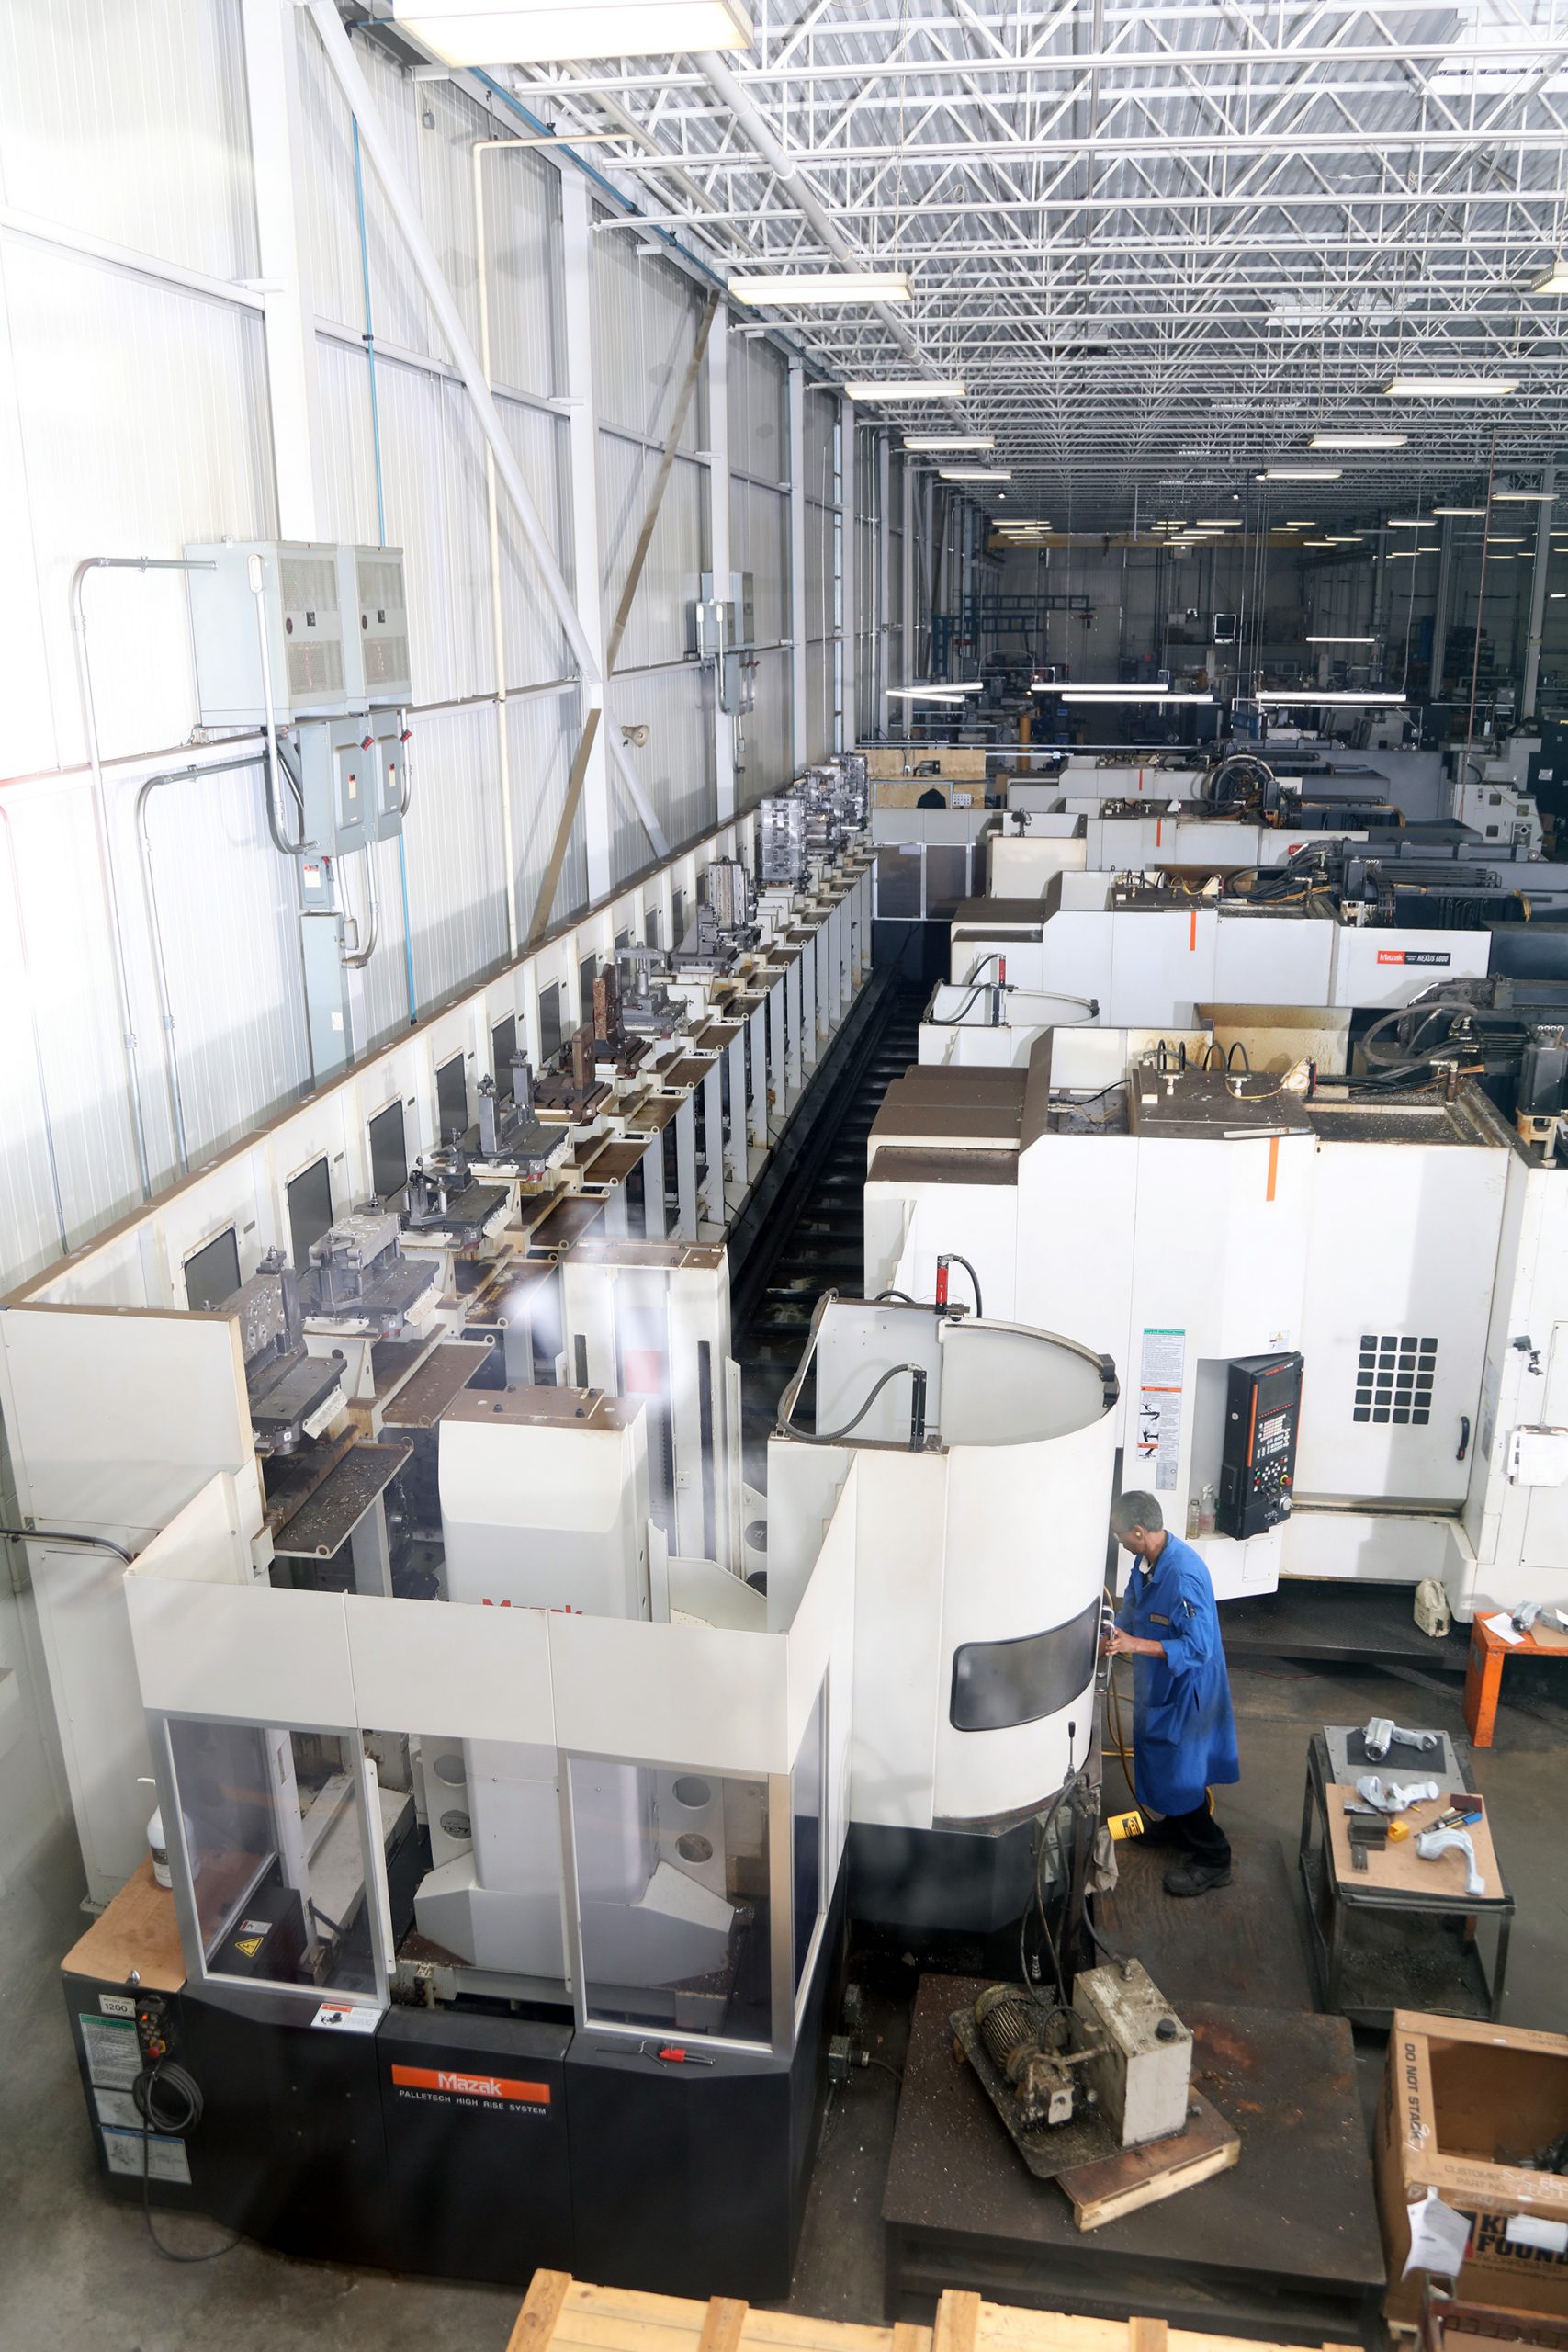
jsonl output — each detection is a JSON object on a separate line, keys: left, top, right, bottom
{"left": 1292, "top": 1126, "right": 1506, "bottom": 1506}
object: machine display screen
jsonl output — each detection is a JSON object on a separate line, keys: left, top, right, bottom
{"left": 538, "top": 983, "right": 563, "bottom": 1065}
{"left": 368, "top": 1101, "right": 409, "bottom": 1204}
{"left": 287, "top": 1157, "right": 334, "bottom": 1271}
{"left": 435, "top": 1053, "right": 468, "bottom": 1142}
{"left": 183, "top": 1226, "right": 241, "bottom": 1313}
{"left": 949, "top": 1594, "right": 1101, "bottom": 1734}
{"left": 491, "top": 1014, "right": 517, "bottom": 1103}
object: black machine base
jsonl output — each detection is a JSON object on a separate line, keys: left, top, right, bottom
{"left": 63, "top": 1877, "right": 847, "bottom": 2301}
{"left": 849, "top": 1818, "right": 1040, "bottom": 1935}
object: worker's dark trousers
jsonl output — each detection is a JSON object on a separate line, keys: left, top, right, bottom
{"left": 1159, "top": 1802, "right": 1231, "bottom": 1869}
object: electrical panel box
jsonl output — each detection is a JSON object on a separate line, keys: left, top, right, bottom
{"left": 295, "top": 714, "right": 408, "bottom": 860}
{"left": 185, "top": 541, "right": 410, "bottom": 725}
{"left": 687, "top": 570, "right": 756, "bottom": 716}
{"left": 1216, "top": 1351, "right": 1303, "bottom": 1539}
{"left": 350, "top": 545, "right": 413, "bottom": 706}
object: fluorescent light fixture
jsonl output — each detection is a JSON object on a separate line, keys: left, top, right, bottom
{"left": 1325, "top": 535, "right": 1365, "bottom": 544}
{"left": 1195, "top": 517, "right": 1241, "bottom": 526}
{"left": 1057, "top": 689, "right": 1216, "bottom": 705}
{"left": 729, "top": 270, "right": 910, "bottom": 306}
{"left": 1306, "top": 634, "right": 1376, "bottom": 644}
{"left": 1309, "top": 432, "right": 1408, "bottom": 449}
{"left": 1256, "top": 690, "right": 1407, "bottom": 706}
{"left": 1302, "top": 537, "right": 1336, "bottom": 547}
{"left": 1283, "top": 519, "right": 1318, "bottom": 527}
{"left": 1433, "top": 505, "right": 1486, "bottom": 516}
{"left": 1383, "top": 374, "right": 1518, "bottom": 396}
{"left": 1258, "top": 467, "right": 1343, "bottom": 481}
{"left": 1387, "top": 548, "right": 1440, "bottom": 560}
{"left": 940, "top": 468, "right": 1011, "bottom": 481}
{"left": 1552, "top": 592, "right": 1567, "bottom": 600}
{"left": 1494, "top": 488, "right": 1558, "bottom": 503}
{"left": 1485, "top": 534, "right": 1526, "bottom": 544}
{"left": 904, "top": 435, "right": 995, "bottom": 451}
{"left": 1534, "top": 260, "right": 1568, "bottom": 294}
{"left": 392, "top": 0, "right": 752, "bottom": 62}
{"left": 843, "top": 379, "right": 964, "bottom": 401}
{"left": 1386, "top": 517, "right": 1435, "bottom": 528}
{"left": 887, "top": 686, "right": 969, "bottom": 703}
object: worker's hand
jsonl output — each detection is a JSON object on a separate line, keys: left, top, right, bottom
{"left": 1103, "top": 1628, "right": 1163, "bottom": 1659}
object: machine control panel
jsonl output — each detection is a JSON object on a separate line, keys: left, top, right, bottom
{"left": 1216, "top": 1351, "right": 1303, "bottom": 1539}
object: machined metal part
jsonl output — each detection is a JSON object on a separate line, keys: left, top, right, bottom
{"left": 1361, "top": 1716, "right": 1440, "bottom": 1765}
{"left": 221, "top": 1249, "right": 346, "bottom": 1455}
{"left": 301, "top": 1211, "right": 438, "bottom": 1334}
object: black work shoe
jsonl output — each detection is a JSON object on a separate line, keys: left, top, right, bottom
{"left": 1163, "top": 1858, "right": 1232, "bottom": 1897}
{"left": 1134, "top": 1815, "right": 1185, "bottom": 1847}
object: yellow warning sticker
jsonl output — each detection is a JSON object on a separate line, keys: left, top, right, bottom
{"left": 233, "top": 1936, "right": 264, "bottom": 1958}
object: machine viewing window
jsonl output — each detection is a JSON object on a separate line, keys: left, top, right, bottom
{"left": 491, "top": 1014, "right": 517, "bottom": 1103}
{"left": 183, "top": 1226, "right": 241, "bottom": 1312}
{"left": 579, "top": 951, "right": 599, "bottom": 1019}
{"left": 568, "top": 1757, "right": 773, "bottom": 2046}
{"left": 1354, "top": 1333, "right": 1437, "bottom": 1426}
{"left": 164, "top": 1717, "right": 382, "bottom": 2001}
{"left": 435, "top": 1052, "right": 468, "bottom": 1142}
{"left": 538, "top": 982, "right": 563, "bottom": 1065}
{"left": 287, "top": 1157, "right": 334, "bottom": 1272}
{"left": 949, "top": 1595, "right": 1101, "bottom": 1734}
{"left": 645, "top": 907, "right": 660, "bottom": 949}
{"left": 671, "top": 889, "right": 685, "bottom": 945}
{"left": 368, "top": 1100, "right": 409, "bottom": 1204}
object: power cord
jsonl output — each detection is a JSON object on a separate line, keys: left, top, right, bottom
{"left": 131, "top": 2060, "right": 241, "bottom": 2264}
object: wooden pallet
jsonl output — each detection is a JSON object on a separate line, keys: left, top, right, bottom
{"left": 502, "top": 2273, "right": 1361, "bottom": 2352}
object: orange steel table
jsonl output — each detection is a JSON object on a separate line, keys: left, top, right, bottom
{"left": 1463, "top": 1612, "right": 1568, "bottom": 1747}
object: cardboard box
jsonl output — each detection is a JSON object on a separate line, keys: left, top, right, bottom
{"left": 1378, "top": 2011, "right": 1568, "bottom": 2326}
{"left": 864, "top": 746, "right": 988, "bottom": 782}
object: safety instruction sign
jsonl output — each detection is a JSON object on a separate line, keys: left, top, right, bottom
{"left": 1137, "top": 1327, "right": 1186, "bottom": 1493}
{"left": 78, "top": 2013, "right": 141, "bottom": 2091}
{"left": 101, "top": 2127, "right": 190, "bottom": 2186}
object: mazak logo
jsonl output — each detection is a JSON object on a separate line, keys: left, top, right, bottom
{"left": 389, "top": 2064, "right": 550, "bottom": 2106}
{"left": 1377, "top": 949, "right": 1451, "bottom": 967}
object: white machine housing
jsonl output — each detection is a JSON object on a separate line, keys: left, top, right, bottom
{"left": 767, "top": 1300, "right": 1117, "bottom": 1832}
{"left": 864, "top": 1042, "right": 1512, "bottom": 1611}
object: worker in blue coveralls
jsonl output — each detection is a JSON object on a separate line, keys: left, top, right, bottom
{"left": 1101, "top": 1490, "right": 1240, "bottom": 1898}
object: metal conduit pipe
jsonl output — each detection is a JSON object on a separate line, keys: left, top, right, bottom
{"left": 249, "top": 554, "right": 308, "bottom": 858}
{"left": 70, "top": 555, "right": 217, "bottom": 1200}
{"left": 135, "top": 752, "right": 269, "bottom": 1177}
{"left": 341, "top": 842, "right": 381, "bottom": 971}
{"left": 0, "top": 801, "right": 70, "bottom": 1258}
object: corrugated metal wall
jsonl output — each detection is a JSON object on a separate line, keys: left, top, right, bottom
{"left": 804, "top": 390, "right": 839, "bottom": 763}
{"left": 0, "top": 6, "right": 950, "bottom": 1305}
{"left": 728, "top": 333, "right": 792, "bottom": 798}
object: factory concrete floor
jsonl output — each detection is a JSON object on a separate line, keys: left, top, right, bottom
{"left": 4, "top": 1649, "right": 1566, "bottom": 2352}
